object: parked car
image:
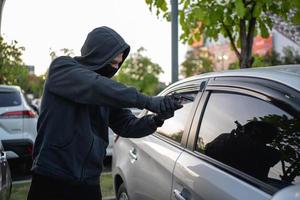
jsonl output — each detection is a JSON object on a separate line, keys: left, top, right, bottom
{"left": 0, "top": 85, "right": 38, "bottom": 173}
{"left": 0, "top": 140, "right": 12, "bottom": 200}
{"left": 112, "top": 65, "right": 300, "bottom": 200}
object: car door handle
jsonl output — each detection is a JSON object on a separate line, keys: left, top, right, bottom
{"left": 129, "top": 148, "right": 137, "bottom": 161}
{"left": 173, "top": 189, "right": 187, "bottom": 200}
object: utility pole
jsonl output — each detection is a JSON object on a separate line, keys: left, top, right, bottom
{"left": 0, "top": 0, "right": 6, "bottom": 35}
{"left": 171, "top": 0, "right": 178, "bottom": 83}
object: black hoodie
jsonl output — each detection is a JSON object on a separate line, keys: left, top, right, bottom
{"left": 31, "top": 27, "right": 157, "bottom": 185}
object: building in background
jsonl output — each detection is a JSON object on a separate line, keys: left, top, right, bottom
{"left": 271, "top": 15, "right": 300, "bottom": 56}
{"left": 26, "top": 65, "right": 35, "bottom": 75}
{"left": 188, "top": 15, "right": 300, "bottom": 71}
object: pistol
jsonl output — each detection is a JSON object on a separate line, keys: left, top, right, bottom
{"left": 170, "top": 93, "right": 194, "bottom": 103}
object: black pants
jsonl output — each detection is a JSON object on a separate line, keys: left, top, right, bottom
{"left": 27, "top": 173, "right": 102, "bottom": 200}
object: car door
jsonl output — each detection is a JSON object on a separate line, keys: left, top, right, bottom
{"left": 121, "top": 88, "right": 200, "bottom": 200}
{"left": 171, "top": 77, "right": 300, "bottom": 200}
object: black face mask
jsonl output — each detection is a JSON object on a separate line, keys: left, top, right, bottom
{"left": 95, "top": 64, "right": 118, "bottom": 78}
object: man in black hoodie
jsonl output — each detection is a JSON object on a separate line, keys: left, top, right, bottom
{"left": 27, "top": 26, "right": 182, "bottom": 200}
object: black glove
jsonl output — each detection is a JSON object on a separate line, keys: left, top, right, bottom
{"left": 151, "top": 105, "right": 178, "bottom": 127}
{"left": 152, "top": 115, "right": 164, "bottom": 127}
{"left": 146, "top": 96, "right": 183, "bottom": 114}
{"left": 156, "top": 110, "right": 175, "bottom": 120}
{"left": 169, "top": 94, "right": 184, "bottom": 110}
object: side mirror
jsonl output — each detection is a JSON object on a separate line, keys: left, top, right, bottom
{"left": 271, "top": 185, "right": 300, "bottom": 200}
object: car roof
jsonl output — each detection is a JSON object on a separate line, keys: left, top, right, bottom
{"left": 0, "top": 85, "right": 21, "bottom": 92}
{"left": 173, "top": 65, "right": 300, "bottom": 91}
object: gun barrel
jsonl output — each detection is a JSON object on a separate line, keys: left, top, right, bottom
{"left": 172, "top": 94, "right": 194, "bottom": 102}
{"left": 180, "top": 96, "right": 194, "bottom": 101}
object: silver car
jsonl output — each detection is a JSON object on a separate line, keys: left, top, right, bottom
{"left": 112, "top": 65, "right": 300, "bottom": 200}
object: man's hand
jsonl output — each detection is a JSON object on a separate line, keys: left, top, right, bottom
{"left": 148, "top": 94, "right": 184, "bottom": 127}
{"left": 156, "top": 110, "right": 175, "bottom": 120}
{"left": 152, "top": 111, "right": 175, "bottom": 127}
{"left": 146, "top": 96, "right": 182, "bottom": 114}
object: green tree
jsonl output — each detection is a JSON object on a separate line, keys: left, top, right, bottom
{"left": 181, "top": 47, "right": 213, "bottom": 78}
{"left": 0, "top": 37, "right": 28, "bottom": 87}
{"left": 229, "top": 46, "right": 300, "bottom": 69}
{"left": 26, "top": 74, "right": 45, "bottom": 98}
{"left": 0, "top": 37, "right": 46, "bottom": 98}
{"left": 114, "top": 47, "right": 164, "bottom": 95}
{"left": 145, "top": 0, "right": 300, "bottom": 68}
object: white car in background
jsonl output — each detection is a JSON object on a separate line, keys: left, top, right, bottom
{"left": 0, "top": 85, "right": 38, "bottom": 172}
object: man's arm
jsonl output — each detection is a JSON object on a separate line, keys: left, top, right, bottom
{"left": 46, "top": 57, "right": 149, "bottom": 109}
{"left": 108, "top": 108, "right": 159, "bottom": 138}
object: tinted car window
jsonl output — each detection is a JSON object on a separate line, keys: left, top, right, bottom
{"left": 196, "top": 92, "right": 300, "bottom": 189}
{"left": 156, "top": 92, "right": 197, "bottom": 143}
{"left": 0, "top": 92, "right": 21, "bottom": 107}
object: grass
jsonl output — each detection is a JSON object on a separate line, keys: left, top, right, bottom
{"left": 10, "top": 182, "right": 30, "bottom": 200}
{"left": 10, "top": 173, "right": 115, "bottom": 200}
{"left": 100, "top": 173, "right": 115, "bottom": 197}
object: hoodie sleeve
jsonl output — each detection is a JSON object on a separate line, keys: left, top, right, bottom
{"left": 109, "top": 108, "right": 157, "bottom": 138}
{"left": 46, "top": 57, "right": 149, "bottom": 109}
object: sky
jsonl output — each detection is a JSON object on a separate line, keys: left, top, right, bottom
{"left": 2, "top": 0, "right": 187, "bottom": 83}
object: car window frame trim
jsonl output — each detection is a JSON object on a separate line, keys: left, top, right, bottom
{"left": 152, "top": 79, "right": 208, "bottom": 148}
{"left": 208, "top": 76, "right": 300, "bottom": 117}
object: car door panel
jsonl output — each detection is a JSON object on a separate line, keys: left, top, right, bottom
{"left": 113, "top": 86, "right": 205, "bottom": 200}
{"left": 123, "top": 90, "right": 201, "bottom": 200}
{"left": 116, "top": 135, "right": 183, "bottom": 200}
{"left": 176, "top": 77, "right": 300, "bottom": 200}
{"left": 172, "top": 152, "right": 271, "bottom": 200}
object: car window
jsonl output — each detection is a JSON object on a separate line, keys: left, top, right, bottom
{"left": 156, "top": 92, "right": 197, "bottom": 143}
{"left": 0, "top": 92, "right": 22, "bottom": 107}
{"left": 196, "top": 92, "right": 300, "bottom": 189}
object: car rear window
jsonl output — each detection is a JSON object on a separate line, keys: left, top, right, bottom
{"left": 0, "top": 92, "right": 22, "bottom": 107}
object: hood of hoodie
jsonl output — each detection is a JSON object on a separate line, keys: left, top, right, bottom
{"left": 74, "top": 26, "right": 130, "bottom": 75}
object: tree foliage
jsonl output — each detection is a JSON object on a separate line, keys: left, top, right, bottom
{"left": 181, "top": 47, "right": 213, "bottom": 78}
{"left": 0, "top": 37, "right": 28, "bottom": 87}
{"left": 0, "top": 37, "right": 45, "bottom": 97}
{"left": 145, "top": 0, "right": 300, "bottom": 68}
{"left": 27, "top": 75, "right": 45, "bottom": 97}
{"left": 229, "top": 46, "right": 300, "bottom": 69}
{"left": 114, "top": 47, "right": 164, "bottom": 95}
